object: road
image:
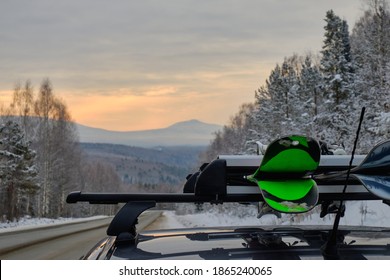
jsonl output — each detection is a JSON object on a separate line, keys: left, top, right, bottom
{"left": 0, "top": 211, "right": 161, "bottom": 260}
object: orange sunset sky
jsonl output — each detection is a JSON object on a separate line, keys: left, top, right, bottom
{"left": 0, "top": 0, "right": 364, "bottom": 131}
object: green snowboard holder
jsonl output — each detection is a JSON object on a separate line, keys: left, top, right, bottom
{"left": 247, "top": 135, "right": 321, "bottom": 213}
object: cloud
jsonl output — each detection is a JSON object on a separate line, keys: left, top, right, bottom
{"left": 0, "top": 0, "right": 364, "bottom": 130}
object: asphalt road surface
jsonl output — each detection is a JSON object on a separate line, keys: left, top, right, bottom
{"left": 0, "top": 211, "right": 161, "bottom": 260}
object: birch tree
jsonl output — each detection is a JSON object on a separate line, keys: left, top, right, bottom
{"left": 10, "top": 80, "right": 35, "bottom": 142}
{"left": 33, "top": 78, "right": 81, "bottom": 217}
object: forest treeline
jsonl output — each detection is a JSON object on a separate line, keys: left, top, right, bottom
{"left": 202, "top": 0, "right": 390, "bottom": 161}
{"left": 0, "top": 79, "right": 121, "bottom": 221}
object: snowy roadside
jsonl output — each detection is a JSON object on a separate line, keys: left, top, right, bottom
{"left": 0, "top": 216, "right": 109, "bottom": 234}
{"left": 2, "top": 199, "right": 389, "bottom": 234}
{"left": 154, "top": 200, "right": 390, "bottom": 230}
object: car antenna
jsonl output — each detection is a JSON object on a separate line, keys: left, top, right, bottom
{"left": 321, "top": 107, "right": 366, "bottom": 259}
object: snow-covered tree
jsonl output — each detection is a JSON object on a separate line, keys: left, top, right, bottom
{"left": 320, "top": 10, "right": 355, "bottom": 107}
{"left": 299, "top": 55, "right": 324, "bottom": 134}
{"left": 244, "top": 97, "right": 273, "bottom": 154}
{"left": 255, "top": 64, "right": 284, "bottom": 137}
{"left": 316, "top": 10, "right": 357, "bottom": 149}
{"left": 0, "top": 121, "right": 38, "bottom": 221}
{"left": 351, "top": 0, "right": 390, "bottom": 151}
{"left": 200, "top": 103, "right": 256, "bottom": 160}
{"left": 352, "top": 0, "right": 390, "bottom": 95}
{"left": 250, "top": 54, "right": 316, "bottom": 144}
{"left": 251, "top": 57, "right": 299, "bottom": 138}
{"left": 281, "top": 54, "right": 315, "bottom": 135}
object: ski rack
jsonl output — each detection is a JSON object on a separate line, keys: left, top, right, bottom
{"left": 67, "top": 154, "right": 385, "bottom": 238}
{"left": 216, "top": 154, "right": 374, "bottom": 201}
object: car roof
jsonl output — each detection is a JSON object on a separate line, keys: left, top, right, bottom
{"left": 87, "top": 225, "right": 390, "bottom": 260}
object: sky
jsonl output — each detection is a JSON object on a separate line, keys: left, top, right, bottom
{"left": 0, "top": 0, "right": 367, "bottom": 131}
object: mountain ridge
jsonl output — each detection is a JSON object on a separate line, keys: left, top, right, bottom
{"left": 76, "top": 119, "right": 222, "bottom": 147}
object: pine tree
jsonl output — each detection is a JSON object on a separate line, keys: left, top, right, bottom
{"left": 0, "top": 121, "right": 38, "bottom": 221}
{"left": 254, "top": 63, "right": 288, "bottom": 138}
{"left": 298, "top": 55, "right": 324, "bottom": 135}
{"left": 251, "top": 67, "right": 279, "bottom": 142}
{"left": 251, "top": 55, "right": 308, "bottom": 141}
{"left": 280, "top": 55, "right": 310, "bottom": 135}
{"left": 351, "top": 0, "right": 390, "bottom": 151}
{"left": 317, "top": 10, "right": 356, "bottom": 148}
{"left": 321, "top": 10, "right": 355, "bottom": 107}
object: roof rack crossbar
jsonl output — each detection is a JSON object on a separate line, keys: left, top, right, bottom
{"left": 66, "top": 191, "right": 379, "bottom": 205}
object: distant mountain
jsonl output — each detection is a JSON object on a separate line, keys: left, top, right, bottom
{"left": 76, "top": 119, "right": 222, "bottom": 147}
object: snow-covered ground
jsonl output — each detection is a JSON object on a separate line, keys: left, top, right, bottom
{"left": 0, "top": 215, "right": 108, "bottom": 233}
{"left": 156, "top": 200, "right": 390, "bottom": 229}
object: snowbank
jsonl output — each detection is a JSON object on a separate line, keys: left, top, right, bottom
{"left": 160, "top": 200, "right": 390, "bottom": 229}
{"left": 0, "top": 215, "right": 108, "bottom": 233}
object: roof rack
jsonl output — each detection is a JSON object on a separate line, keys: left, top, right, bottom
{"left": 68, "top": 155, "right": 374, "bottom": 204}
{"left": 67, "top": 155, "right": 386, "bottom": 239}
